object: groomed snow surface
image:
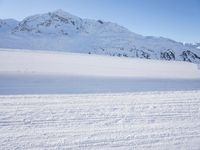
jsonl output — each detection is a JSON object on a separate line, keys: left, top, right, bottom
{"left": 1, "top": 92, "right": 200, "bottom": 149}
{"left": 0, "top": 49, "right": 200, "bottom": 149}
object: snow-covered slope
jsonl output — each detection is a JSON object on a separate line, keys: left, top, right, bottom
{"left": 0, "top": 10, "right": 199, "bottom": 63}
{"left": 1, "top": 91, "right": 200, "bottom": 149}
{"left": 1, "top": 49, "right": 200, "bottom": 79}
{"left": 1, "top": 50, "right": 200, "bottom": 149}
{"left": 0, "top": 49, "right": 200, "bottom": 94}
{"left": 0, "top": 19, "right": 18, "bottom": 32}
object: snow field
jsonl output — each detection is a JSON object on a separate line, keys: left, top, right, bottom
{"left": 0, "top": 91, "right": 200, "bottom": 149}
{"left": 0, "top": 49, "right": 200, "bottom": 79}
{"left": 1, "top": 49, "right": 200, "bottom": 149}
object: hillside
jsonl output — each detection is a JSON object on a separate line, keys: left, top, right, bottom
{"left": 0, "top": 49, "right": 200, "bottom": 94}
{"left": 0, "top": 10, "right": 200, "bottom": 63}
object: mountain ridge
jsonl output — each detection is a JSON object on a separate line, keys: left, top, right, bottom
{"left": 0, "top": 9, "right": 200, "bottom": 63}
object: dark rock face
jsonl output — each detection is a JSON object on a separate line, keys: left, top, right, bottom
{"left": 94, "top": 46, "right": 200, "bottom": 63}
{"left": 97, "top": 20, "right": 104, "bottom": 24}
{"left": 181, "top": 50, "right": 200, "bottom": 63}
{"left": 160, "top": 50, "right": 175, "bottom": 61}
{"left": 136, "top": 50, "right": 150, "bottom": 59}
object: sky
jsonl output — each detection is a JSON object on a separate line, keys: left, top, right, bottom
{"left": 0, "top": 0, "right": 199, "bottom": 43}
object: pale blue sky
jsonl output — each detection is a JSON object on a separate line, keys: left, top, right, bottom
{"left": 0, "top": 0, "right": 199, "bottom": 43}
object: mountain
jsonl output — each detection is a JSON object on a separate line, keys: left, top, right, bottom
{"left": 184, "top": 42, "right": 200, "bottom": 50}
{"left": 0, "top": 9, "right": 200, "bottom": 63}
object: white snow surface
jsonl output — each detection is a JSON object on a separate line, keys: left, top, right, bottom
{"left": 0, "top": 10, "right": 200, "bottom": 63}
{"left": 0, "top": 48, "right": 200, "bottom": 78}
{"left": 1, "top": 49, "right": 200, "bottom": 149}
{"left": 1, "top": 91, "right": 200, "bottom": 149}
{"left": 0, "top": 49, "right": 200, "bottom": 95}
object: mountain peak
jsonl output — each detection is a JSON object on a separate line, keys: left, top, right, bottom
{"left": 0, "top": 10, "right": 200, "bottom": 64}
{"left": 53, "top": 9, "right": 68, "bottom": 15}
{"left": 50, "top": 9, "right": 80, "bottom": 19}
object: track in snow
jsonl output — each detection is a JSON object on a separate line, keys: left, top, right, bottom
{"left": 1, "top": 91, "right": 200, "bottom": 149}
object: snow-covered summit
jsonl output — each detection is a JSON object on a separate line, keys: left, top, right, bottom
{"left": 0, "top": 9, "right": 200, "bottom": 63}
{"left": 12, "top": 9, "right": 131, "bottom": 36}
{"left": 0, "top": 19, "right": 18, "bottom": 32}
{"left": 52, "top": 9, "right": 81, "bottom": 19}
{"left": 12, "top": 9, "right": 84, "bottom": 35}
